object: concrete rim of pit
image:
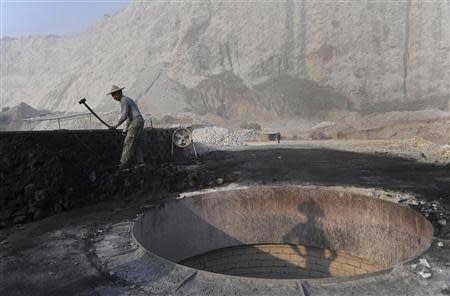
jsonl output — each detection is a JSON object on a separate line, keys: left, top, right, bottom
{"left": 127, "top": 186, "right": 433, "bottom": 286}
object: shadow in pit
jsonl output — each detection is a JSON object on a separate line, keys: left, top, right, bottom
{"left": 283, "top": 200, "right": 337, "bottom": 278}
{"left": 145, "top": 199, "right": 339, "bottom": 280}
{"left": 179, "top": 200, "right": 339, "bottom": 279}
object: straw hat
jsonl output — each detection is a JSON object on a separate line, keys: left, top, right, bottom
{"left": 107, "top": 85, "right": 125, "bottom": 95}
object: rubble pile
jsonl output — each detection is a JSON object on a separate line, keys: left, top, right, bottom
{"left": 0, "top": 102, "right": 47, "bottom": 131}
{"left": 193, "top": 127, "right": 258, "bottom": 147}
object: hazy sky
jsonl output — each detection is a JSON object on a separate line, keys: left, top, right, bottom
{"left": 1, "top": 0, "right": 130, "bottom": 37}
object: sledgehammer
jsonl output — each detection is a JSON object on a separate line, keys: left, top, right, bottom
{"left": 78, "top": 98, "right": 110, "bottom": 128}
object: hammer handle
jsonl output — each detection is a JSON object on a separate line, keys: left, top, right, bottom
{"left": 82, "top": 102, "right": 110, "bottom": 128}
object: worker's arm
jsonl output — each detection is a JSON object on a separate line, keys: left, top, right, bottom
{"left": 111, "top": 99, "right": 129, "bottom": 129}
{"left": 124, "top": 119, "right": 131, "bottom": 133}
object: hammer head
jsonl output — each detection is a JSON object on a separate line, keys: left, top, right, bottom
{"left": 78, "top": 98, "right": 86, "bottom": 104}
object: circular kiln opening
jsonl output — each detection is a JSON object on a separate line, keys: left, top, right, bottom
{"left": 133, "top": 187, "right": 432, "bottom": 279}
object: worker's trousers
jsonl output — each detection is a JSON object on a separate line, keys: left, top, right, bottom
{"left": 120, "top": 115, "right": 144, "bottom": 167}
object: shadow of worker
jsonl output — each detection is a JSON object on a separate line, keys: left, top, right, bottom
{"left": 282, "top": 200, "right": 336, "bottom": 278}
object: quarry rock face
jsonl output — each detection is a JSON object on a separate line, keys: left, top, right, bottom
{"left": 1, "top": 0, "right": 449, "bottom": 119}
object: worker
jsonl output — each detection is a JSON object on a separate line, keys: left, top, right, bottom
{"left": 107, "top": 85, "right": 145, "bottom": 170}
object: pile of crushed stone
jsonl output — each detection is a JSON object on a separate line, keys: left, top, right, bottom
{"left": 192, "top": 126, "right": 259, "bottom": 147}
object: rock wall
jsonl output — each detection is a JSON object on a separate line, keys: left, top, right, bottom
{"left": 1, "top": 0, "right": 449, "bottom": 119}
{"left": 0, "top": 129, "right": 188, "bottom": 228}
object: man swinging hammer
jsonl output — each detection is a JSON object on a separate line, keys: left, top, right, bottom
{"left": 108, "top": 85, "right": 145, "bottom": 170}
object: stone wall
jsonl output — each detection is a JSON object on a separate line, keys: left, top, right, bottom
{"left": 0, "top": 128, "right": 187, "bottom": 228}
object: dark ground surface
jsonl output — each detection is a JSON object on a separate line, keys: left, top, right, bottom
{"left": 203, "top": 146, "right": 450, "bottom": 205}
{"left": 1, "top": 144, "right": 449, "bottom": 296}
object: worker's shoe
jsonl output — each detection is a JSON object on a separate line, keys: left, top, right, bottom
{"left": 133, "top": 163, "right": 146, "bottom": 170}
{"left": 118, "top": 163, "right": 132, "bottom": 172}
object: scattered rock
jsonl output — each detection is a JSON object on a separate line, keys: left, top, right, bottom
{"left": 216, "top": 178, "right": 224, "bottom": 185}
{"left": 409, "top": 200, "right": 449, "bottom": 236}
{"left": 414, "top": 263, "right": 432, "bottom": 279}
{"left": 437, "top": 241, "right": 444, "bottom": 247}
{"left": 438, "top": 219, "right": 447, "bottom": 226}
{"left": 419, "top": 258, "right": 431, "bottom": 269}
{"left": 418, "top": 271, "right": 432, "bottom": 279}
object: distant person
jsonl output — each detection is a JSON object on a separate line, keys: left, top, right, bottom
{"left": 108, "top": 85, "right": 145, "bottom": 170}
{"left": 277, "top": 132, "right": 281, "bottom": 144}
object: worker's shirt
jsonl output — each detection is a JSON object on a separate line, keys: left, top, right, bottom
{"left": 116, "top": 96, "right": 142, "bottom": 127}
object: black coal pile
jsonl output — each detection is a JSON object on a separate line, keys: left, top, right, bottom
{"left": 0, "top": 130, "right": 188, "bottom": 228}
